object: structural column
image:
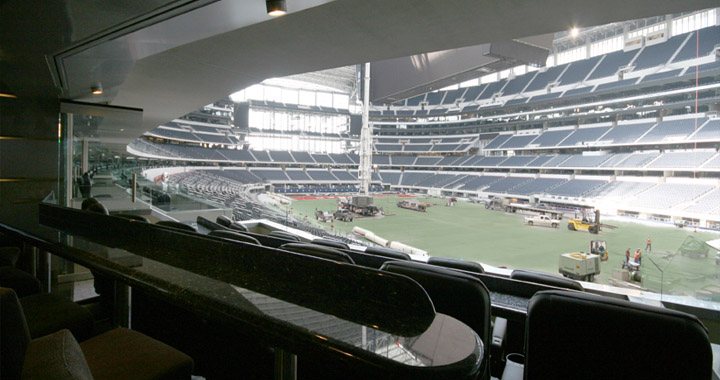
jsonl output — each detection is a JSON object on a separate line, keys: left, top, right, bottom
{"left": 358, "top": 62, "right": 373, "bottom": 195}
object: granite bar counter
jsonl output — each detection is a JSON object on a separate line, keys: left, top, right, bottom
{"left": 0, "top": 203, "right": 484, "bottom": 380}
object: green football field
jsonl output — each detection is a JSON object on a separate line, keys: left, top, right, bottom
{"left": 271, "top": 194, "right": 720, "bottom": 298}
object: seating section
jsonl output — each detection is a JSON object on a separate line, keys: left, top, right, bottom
{"left": 529, "top": 129, "right": 572, "bottom": 147}
{"left": 546, "top": 179, "right": 607, "bottom": 197}
{"left": 646, "top": 151, "right": 715, "bottom": 168}
{"left": 672, "top": 25, "right": 720, "bottom": 62}
{"left": 560, "top": 126, "right": 611, "bottom": 146}
{"left": 587, "top": 49, "right": 638, "bottom": 80}
{"left": 629, "top": 183, "right": 713, "bottom": 209}
{"left": 557, "top": 56, "right": 603, "bottom": 85}
{"left": 631, "top": 34, "right": 687, "bottom": 71}
{"left": 601, "top": 122, "right": 656, "bottom": 144}
{"left": 684, "top": 189, "right": 720, "bottom": 215}
{"left": 693, "top": 119, "right": 720, "bottom": 140}
{"left": 484, "top": 177, "right": 532, "bottom": 193}
{"left": 638, "top": 118, "right": 707, "bottom": 143}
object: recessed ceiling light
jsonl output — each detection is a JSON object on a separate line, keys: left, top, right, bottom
{"left": 91, "top": 83, "right": 103, "bottom": 95}
{"left": 0, "top": 93, "right": 18, "bottom": 98}
{"left": 266, "top": 0, "right": 286, "bottom": 16}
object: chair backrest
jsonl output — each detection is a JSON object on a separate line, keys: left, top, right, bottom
{"left": 268, "top": 230, "right": 301, "bottom": 242}
{"left": 0, "top": 287, "right": 32, "bottom": 380}
{"left": 379, "top": 261, "right": 491, "bottom": 353}
{"left": 525, "top": 290, "right": 712, "bottom": 380}
{"left": 363, "top": 246, "right": 411, "bottom": 261}
{"left": 311, "top": 238, "right": 349, "bottom": 250}
{"left": 209, "top": 230, "right": 261, "bottom": 245}
{"left": 216, "top": 215, "right": 249, "bottom": 232}
{"left": 114, "top": 214, "right": 150, "bottom": 223}
{"left": 427, "top": 256, "right": 484, "bottom": 273}
{"left": 279, "top": 243, "right": 355, "bottom": 264}
{"left": 510, "top": 270, "right": 583, "bottom": 291}
{"left": 155, "top": 221, "right": 197, "bottom": 233}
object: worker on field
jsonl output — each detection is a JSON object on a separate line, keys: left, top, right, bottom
{"left": 645, "top": 237, "right": 652, "bottom": 251}
{"left": 625, "top": 248, "right": 631, "bottom": 268}
{"left": 634, "top": 249, "right": 642, "bottom": 266}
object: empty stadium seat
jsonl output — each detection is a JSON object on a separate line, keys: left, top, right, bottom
{"left": 267, "top": 230, "right": 302, "bottom": 241}
{"left": 525, "top": 290, "right": 712, "bottom": 379}
{"left": 156, "top": 221, "right": 197, "bottom": 233}
{"left": 311, "top": 238, "right": 350, "bottom": 250}
{"left": 510, "top": 270, "right": 584, "bottom": 291}
{"left": 363, "top": 246, "right": 411, "bottom": 261}
{"left": 379, "top": 260, "right": 491, "bottom": 378}
{"left": 427, "top": 256, "right": 484, "bottom": 273}
{"left": 208, "top": 230, "right": 261, "bottom": 245}
{"left": 114, "top": 214, "right": 151, "bottom": 223}
{"left": 279, "top": 243, "right": 355, "bottom": 264}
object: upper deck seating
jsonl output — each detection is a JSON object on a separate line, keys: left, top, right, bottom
{"left": 406, "top": 94, "right": 426, "bottom": 106}
{"left": 459, "top": 176, "right": 502, "bottom": 191}
{"left": 432, "top": 144, "right": 462, "bottom": 152}
{"left": 511, "top": 178, "right": 567, "bottom": 195}
{"left": 598, "top": 153, "right": 631, "bottom": 167}
{"left": 638, "top": 117, "right": 707, "bottom": 143}
{"left": 372, "top": 155, "right": 390, "bottom": 165}
{"left": 529, "top": 129, "right": 572, "bottom": 147}
{"left": 501, "top": 72, "right": 537, "bottom": 96}
{"left": 684, "top": 189, "right": 720, "bottom": 215}
{"left": 498, "top": 156, "right": 538, "bottom": 167}
{"left": 219, "top": 149, "right": 257, "bottom": 162}
{"left": 404, "top": 144, "right": 433, "bottom": 152}
{"left": 378, "top": 172, "right": 401, "bottom": 185}
{"left": 442, "top": 88, "right": 467, "bottom": 105}
{"left": 558, "top": 153, "right": 612, "bottom": 167}
{"left": 477, "top": 156, "right": 508, "bottom": 167}
{"left": 646, "top": 151, "right": 716, "bottom": 168}
{"left": 331, "top": 170, "right": 357, "bottom": 181}
{"left": 541, "top": 154, "right": 572, "bottom": 167}
{"left": 286, "top": 169, "right": 312, "bottom": 181}
{"left": 414, "top": 157, "right": 443, "bottom": 166}
{"left": 400, "top": 172, "right": 433, "bottom": 186}
{"left": 500, "top": 135, "right": 538, "bottom": 149}
{"left": 461, "top": 85, "right": 486, "bottom": 102}
{"left": 600, "top": 122, "right": 656, "bottom": 144}
{"left": 631, "top": 34, "right": 687, "bottom": 71}
{"left": 329, "top": 153, "right": 354, "bottom": 164}
{"left": 557, "top": 56, "right": 603, "bottom": 85}
{"left": 672, "top": 25, "right": 720, "bottom": 63}
{"left": 311, "top": 154, "right": 333, "bottom": 164}
{"left": 250, "top": 169, "right": 289, "bottom": 181}
{"left": 375, "top": 144, "right": 402, "bottom": 152}
{"left": 547, "top": 179, "right": 607, "bottom": 196}
{"left": 484, "top": 177, "right": 532, "bottom": 193}
{"left": 639, "top": 69, "right": 682, "bottom": 83}
{"left": 585, "top": 181, "right": 655, "bottom": 201}
{"left": 484, "top": 134, "right": 512, "bottom": 149}
{"left": 269, "top": 151, "right": 295, "bottom": 163}
{"left": 615, "top": 152, "right": 660, "bottom": 168}
{"left": 437, "top": 156, "right": 464, "bottom": 166}
{"left": 477, "top": 79, "right": 507, "bottom": 100}
{"left": 559, "top": 126, "right": 611, "bottom": 146}
{"left": 587, "top": 49, "right": 638, "bottom": 80}
{"left": 306, "top": 170, "right": 337, "bottom": 181}
{"left": 425, "top": 92, "right": 445, "bottom": 105}
{"left": 629, "top": 183, "right": 713, "bottom": 209}
{"left": 252, "top": 150, "right": 271, "bottom": 162}
{"left": 391, "top": 156, "right": 417, "bottom": 166}
{"left": 526, "top": 155, "right": 556, "bottom": 167}
{"left": 692, "top": 119, "right": 720, "bottom": 141}
{"left": 524, "top": 64, "right": 567, "bottom": 92}
{"left": 291, "top": 151, "right": 314, "bottom": 163}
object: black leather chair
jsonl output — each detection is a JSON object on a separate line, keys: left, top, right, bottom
{"left": 525, "top": 290, "right": 713, "bottom": 379}
{"left": 216, "top": 215, "right": 249, "bottom": 232}
{"left": 279, "top": 243, "right": 355, "bottom": 264}
{"left": 156, "top": 221, "right": 197, "bottom": 233}
{"left": 311, "top": 238, "right": 349, "bottom": 250}
{"left": 208, "top": 230, "right": 261, "bottom": 245}
{"left": 510, "top": 269, "right": 583, "bottom": 291}
{"left": 1, "top": 287, "right": 193, "bottom": 380}
{"left": 363, "top": 246, "right": 411, "bottom": 261}
{"left": 114, "top": 213, "right": 151, "bottom": 223}
{"left": 380, "top": 260, "right": 491, "bottom": 378}
{"left": 428, "top": 256, "right": 484, "bottom": 273}
{"left": 268, "top": 230, "right": 301, "bottom": 241}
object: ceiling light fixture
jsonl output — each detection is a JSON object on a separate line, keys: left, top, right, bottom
{"left": 570, "top": 27, "right": 580, "bottom": 38}
{"left": 91, "top": 84, "right": 103, "bottom": 95}
{"left": 0, "top": 92, "right": 18, "bottom": 99}
{"left": 266, "top": 0, "right": 286, "bottom": 17}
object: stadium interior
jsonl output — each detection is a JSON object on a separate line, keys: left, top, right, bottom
{"left": 1, "top": 1, "right": 720, "bottom": 379}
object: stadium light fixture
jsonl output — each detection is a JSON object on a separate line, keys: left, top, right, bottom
{"left": 266, "top": 0, "right": 287, "bottom": 17}
{"left": 91, "top": 83, "right": 103, "bottom": 95}
{"left": 570, "top": 27, "right": 580, "bottom": 38}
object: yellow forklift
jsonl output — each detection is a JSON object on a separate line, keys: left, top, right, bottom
{"left": 567, "top": 210, "right": 601, "bottom": 234}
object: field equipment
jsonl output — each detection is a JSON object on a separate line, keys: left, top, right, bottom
{"left": 397, "top": 200, "right": 428, "bottom": 212}
{"left": 567, "top": 210, "right": 601, "bottom": 234}
{"left": 559, "top": 252, "right": 601, "bottom": 282}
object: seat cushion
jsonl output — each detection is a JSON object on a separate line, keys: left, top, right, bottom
{"left": 20, "top": 293, "right": 95, "bottom": 342}
{"left": 22, "top": 329, "right": 94, "bottom": 380}
{"left": 0, "top": 266, "right": 41, "bottom": 297}
{"left": 81, "top": 328, "right": 193, "bottom": 380}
